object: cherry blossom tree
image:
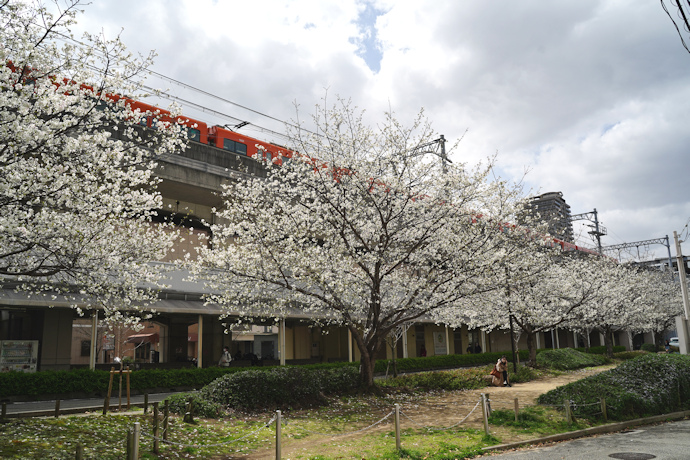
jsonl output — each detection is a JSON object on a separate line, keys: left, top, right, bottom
{"left": 624, "top": 268, "right": 682, "bottom": 350}
{"left": 195, "top": 98, "right": 532, "bottom": 388}
{"left": 462, "top": 249, "right": 610, "bottom": 365}
{"left": 0, "top": 0, "right": 186, "bottom": 320}
{"left": 565, "top": 261, "right": 653, "bottom": 358}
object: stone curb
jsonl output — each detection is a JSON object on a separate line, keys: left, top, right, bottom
{"left": 483, "top": 409, "right": 690, "bottom": 452}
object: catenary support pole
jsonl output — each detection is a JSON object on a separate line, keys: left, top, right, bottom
{"left": 674, "top": 231, "right": 690, "bottom": 355}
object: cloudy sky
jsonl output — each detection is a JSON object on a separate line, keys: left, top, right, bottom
{"left": 71, "top": 0, "right": 690, "bottom": 260}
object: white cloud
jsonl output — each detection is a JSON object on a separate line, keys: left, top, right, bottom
{"left": 70, "top": 0, "right": 690, "bottom": 259}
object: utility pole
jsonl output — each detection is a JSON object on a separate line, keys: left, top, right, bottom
{"left": 673, "top": 231, "right": 690, "bottom": 354}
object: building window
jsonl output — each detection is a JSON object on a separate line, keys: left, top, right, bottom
{"left": 80, "top": 340, "right": 91, "bottom": 357}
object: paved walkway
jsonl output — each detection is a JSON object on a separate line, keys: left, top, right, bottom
{"left": 488, "top": 418, "right": 690, "bottom": 459}
{"left": 2, "top": 392, "right": 182, "bottom": 417}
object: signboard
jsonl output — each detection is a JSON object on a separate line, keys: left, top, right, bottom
{"left": 434, "top": 332, "right": 447, "bottom": 355}
{"left": 0, "top": 340, "right": 39, "bottom": 373}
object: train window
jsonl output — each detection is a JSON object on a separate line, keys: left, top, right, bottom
{"left": 223, "top": 138, "right": 235, "bottom": 151}
{"left": 187, "top": 128, "right": 201, "bottom": 142}
{"left": 222, "top": 138, "right": 247, "bottom": 155}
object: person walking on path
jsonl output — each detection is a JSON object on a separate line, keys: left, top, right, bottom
{"left": 496, "top": 355, "right": 511, "bottom": 387}
{"left": 218, "top": 346, "right": 232, "bottom": 367}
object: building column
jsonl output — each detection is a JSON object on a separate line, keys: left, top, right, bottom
{"left": 536, "top": 331, "right": 541, "bottom": 350}
{"left": 197, "top": 314, "right": 203, "bottom": 368}
{"left": 445, "top": 326, "right": 450, "bottom": 355}
{"left": 480, "top": 330, "right": 487, "bottom": 353}
{"left": 280, "top": 319, "right": 286, "bottom": 366}
{"left": 555, "top": 328, "right": 560, "bottom": 349}
{"left": 89, "top": 310, "right": 98, "bottom": 370}
{"left": 348, "top": 329, "right": 353, "bottom": 362}
{"left": 402, "top": 328, "right": 408, "bottom": 358}
{"left": 573, "top": 331, "right": 578, "bottom": 348}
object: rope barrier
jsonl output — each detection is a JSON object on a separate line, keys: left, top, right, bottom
{"left": 399, "top": 400, "right": 481, "bottom": 431}
{"left": 285, "top": 411, "right": 394, "bottom": 437}
{"left": 140, "top": 415, "right": 276, "bottom": 449}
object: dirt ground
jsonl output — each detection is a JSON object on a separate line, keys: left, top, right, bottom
{"left": 244, "top": 365, "right": 615, "bottom": 459}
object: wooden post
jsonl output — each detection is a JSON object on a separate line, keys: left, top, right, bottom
{"left": 126, "top": 366, "right": 131, "bottom": 410}
{"left": 153, "top": 402, "right": 160, "bottom": 454}
{"left": 104, "top": 367, "right": 114, "bottom": 415}
{"left": 600, "top": 398, "right": 607, "bottom": 422}
{"left": 143, "top": 393, "right": 149, "bottom": 414}
{"left": 1, "top": 402, "right": 6, "bottom": 419}
{"left": 126, "top": 428, "right": 132, "bottom": 460}
{"left": 184, "top": 396, "right": 193, "bottom": 423}
{"left": 480, "top": 394, "right": 490, "bottom": 435}
{"left": 163, "top": 399, "right": 169, "bottom": 440}
{"left": 564, "top": 400, "right": 572, "bottom": 424}
{"left": 485, "top": 392, "right": 491, "bottom": 417}
{"left": 75, "top": 442, "right": 84, "bottom": 460}
{"left": 514, "top": 397, "right": 519, "bottom": 422}
{"left": 275, "top": 410, "right": 282, "bottom": 459}
{"left": 394, "top": 403, "right": 401, "bottom": 451}
{"left": 54, "top": 399, "right": 60, "bottom": 418}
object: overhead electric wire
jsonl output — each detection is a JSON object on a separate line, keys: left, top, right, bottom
{"left": 46, "top": 28, "right": 324, "bottom": 145}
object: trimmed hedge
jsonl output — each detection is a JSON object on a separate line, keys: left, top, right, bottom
{"left": 537, "top": 353, "right": 690, "bottom": 420}
{"left": 0, "top": 346, "right": 618, "bottom": 398}
{"left": 165, "top": 391, "right": 223, "bottom": 419}
{"left": 200, "top": 366, "right": 360, "bottom": 412}
{"left": 574, "top": 345, "right": 626, "bottom": 355}
{"left": 536, "top": 348, "right": 608, "bottom": 370}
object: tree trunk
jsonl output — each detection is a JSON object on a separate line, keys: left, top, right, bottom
{"left": 603, "top": 328, "right": 614, "bottom": 358}
{"left": 359, "top": 352, "right": 375, "bottom": 389}
{"left": 526, "top": 332, "right": 537, "bottom": 366}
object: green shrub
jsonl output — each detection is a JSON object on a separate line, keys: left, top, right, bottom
{"left": 536, "top": 348, "right": 608, "bottom": 370}
{"left": 537, "top": 353, "right": 690, "bottom": 420}
{"left": 0, "top": 368, "right": 110, "bottom": 397}
{"left": 378, "top": 366, "right": 489, "bottom": 391}
{"left": 200, "top": 366, "right": 360, "bottom": 412}
{"left": 164, "top": 392, "right": 223, "bottom": 419}
{"left": 640, "top": 343, "right": 657, "bottom": 353}
{"left": 614, "top": 350, "right": 649, "bottom": 360}
{"left": 574, "top": 345, "right": 626, "bottom": 355}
